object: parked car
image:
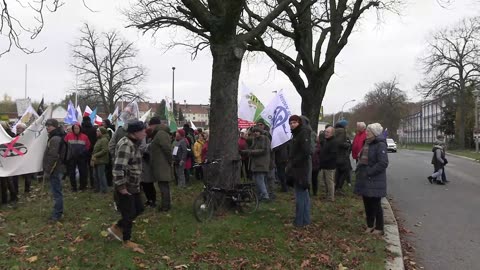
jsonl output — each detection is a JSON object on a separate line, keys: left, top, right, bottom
{"left": 386, "top": 138, "right": 397, "bottom": 153}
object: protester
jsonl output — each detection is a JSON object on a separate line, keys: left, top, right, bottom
{"left": 81, "top": 116, "right": 97, "bottom": 189}
{"left": 91, "top": 127, "right": 109, "bottom": 193}
{"left": 150, "top": 124, "right": 173, "bottom": 212}
{"left": 311, "top": 134, "right": 322, "bottom": 196}
{"left": 428, "top": 138, "right": 448, "bottom": 185}
{"left": 238, "top": 129, "right": 249, "bottom": 180}
{"left": 173, "top": 129, "right": 188, "bottom": 188}
{"left": 318, "top": 126, "right": 337, "bottom": 201}
{"left": 201, "top": 131, "right": 209, "bottom": 163}
{"left": 193, "top": 132, "right": 207, "bottom": 180}
{"left": 140, "top": 117, "right": 161, "bottom": 207}
{"left": 241, "top": 126, "right": 271, "bottom": 201}
{"left": 334, "top": 120, "right": 351, "bottom": 193}
{"left": 103, "top": 119, "right": 115, "bottom": 186}
{"left": 286, "top": 115, "right": 311, "bottom": 227}
{"left": 256, "top": 119, "right": 276, "bottom": 200}
{"left": 354, "top": 123, "right": 389, "bottom": 235}
{"left": 352, "top": 122, "right": 367, "bottom": 162}
{"left": 108, "top": 119, "right": 146, "bottom": 252}
{"left": 274, "top": 141, "right": 289, "bottom": 192}
{"left": 43, "top": 119, "right": 67, "bottom": 222}
{"left": 64, "top": 123, "right": 91, "bottom": 191}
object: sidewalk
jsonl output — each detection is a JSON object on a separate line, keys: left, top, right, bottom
{"left": 383, "top": 197, "right": 405, "bottom": 270}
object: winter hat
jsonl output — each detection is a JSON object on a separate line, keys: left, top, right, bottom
{"left": 367, "top": 123, "right": 383, "bottom": 137}
{"left": 337, "top": 119, "right": 348, "bottom": 128}
{"left": 148, "top": 116, "right": 161, "bottom": 125}
{"left": 289, "top": 115, "right": 302, "bottom": 123}
{"left": 126, "top": 120, "right": 145, "bottom": 133}
{"left": 98, "top": 127, "right": 108, "bottom": 135}
{"left": 45, "top": 119, "right": 59, "bottom": 128}
{"left": 177, "top": 129, "right": 186, "bottom": 137}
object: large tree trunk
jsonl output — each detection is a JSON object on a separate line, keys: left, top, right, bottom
{"left": 301, "top": 70, "right": 334, "bottom": 133}
{"left": 206, "top": 42, "right": 244, "bottom": 188}
{"left": 457, "top": 90, "right": 466, "bottom": 149}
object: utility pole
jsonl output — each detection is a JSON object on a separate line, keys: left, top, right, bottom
{"left": 172, "top": 67, "right": 176, "bottom": 121}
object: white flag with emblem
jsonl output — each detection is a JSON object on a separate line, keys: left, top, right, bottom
{"left": 0, "top": 106, "right": 53, "bottom": 177}
{"left": 260, "top": 90, "right": 292, "bottom": 148}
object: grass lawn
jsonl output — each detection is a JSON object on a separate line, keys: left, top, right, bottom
{"left": 0, "top": 179, "right": 386, "bottom": 269}
{"left": 400, "top": 144, "right": 480, "bottom": 161}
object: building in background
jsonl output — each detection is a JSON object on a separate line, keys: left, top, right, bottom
{"left": 399, "top": 97, "right": 446, "bottom": 144}
{"left": 181, "top": 103, "right": 210, "bottom": 128}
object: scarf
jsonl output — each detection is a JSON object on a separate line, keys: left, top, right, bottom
{"left": 359, "top": 137, "right": 375, "bottom": 165}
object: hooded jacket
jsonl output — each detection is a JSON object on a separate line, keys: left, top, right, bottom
{"left": 64, "top": 124, "right": 91, "bottom": 160}
{"left": 43, "top": 127, "right": 66, "bottom": 175}
{"left": 150, "top": 125, "right": 173, "bottom": 182}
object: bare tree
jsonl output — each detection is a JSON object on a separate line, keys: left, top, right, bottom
{"left": 241, "top": 0, "right": 402, "bottom": 131}
{"left": 71, "top": 23, "right": 147, "bottom": 114}
{"left": 0, "top": 0, "right": 94, "bottom": 57}
{"left": 418, "top": 17, "right": 480, "bottom": 148}
{"left": 125, "top": 0, "right": 293, "bottom": 186}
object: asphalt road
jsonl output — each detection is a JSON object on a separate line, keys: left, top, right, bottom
{"left": 386, "top": 150, "right": 480, "bottom": 270}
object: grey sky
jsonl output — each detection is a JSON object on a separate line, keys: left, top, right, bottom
{"left": 0, "top": 0, "right": 478, "bottom": 116}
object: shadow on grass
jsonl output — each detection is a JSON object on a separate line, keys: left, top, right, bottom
{"left": 0, "top": 179, "right": 385, "bottom": 269}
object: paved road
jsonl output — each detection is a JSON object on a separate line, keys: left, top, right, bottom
{"left": 387, "top": 150, "right": 480, "bottom": 270}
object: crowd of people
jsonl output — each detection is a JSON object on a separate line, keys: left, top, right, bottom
{"left": 2, "top": 114, "right": 395, "bottom": 251}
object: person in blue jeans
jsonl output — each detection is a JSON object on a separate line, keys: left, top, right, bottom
{"left": 43, "top": 119, "right": 67, "bottom": 222}
{"left": 286, "top": 115, "right": 312, "bottom": 227}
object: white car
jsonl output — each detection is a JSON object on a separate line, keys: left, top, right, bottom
{"left": 386, "top": 138, "right": 397, "bottom": 152}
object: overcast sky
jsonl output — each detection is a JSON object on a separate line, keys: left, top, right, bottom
{"left": 0, "top": 0, "right": 479, "bottom": 115}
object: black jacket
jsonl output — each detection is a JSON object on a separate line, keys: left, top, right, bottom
{"left": 318, "top": 136, "right": 337, "bottom": 170}
{"left": 81, "top": 120, "right": 97, "bottom": 152}
{"left": 287, "top": 125, "right": 311, "bottom": 189}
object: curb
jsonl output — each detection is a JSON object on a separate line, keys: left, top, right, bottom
{"left": 382, "top": 197, "right": 405, "bottom": 270}
{"left": 446, "top": 152, "right": 479, "bottom": 162}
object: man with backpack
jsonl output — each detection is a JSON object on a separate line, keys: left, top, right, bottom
{"left": 43, "top": 119, "right": 67, "bottom": 223}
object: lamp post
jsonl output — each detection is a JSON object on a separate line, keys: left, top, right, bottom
{"left": 333, "top": 99, "right": 356, "bottom": 124}
{"left": 172, "top": 66, "right": 176, "bottom": 120}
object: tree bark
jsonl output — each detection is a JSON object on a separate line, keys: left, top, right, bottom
{"left": 206, "top": 42, "right": 244, "bottom": 187}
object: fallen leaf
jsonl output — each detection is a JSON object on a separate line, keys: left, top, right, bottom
{"left": 100, "top": 231, "right": 109, "bottom": 237}
{"left": 174, "top": 265, "right": 188, "bottom": 269}
{"left": 162, "top": 255, "right": 171, "bottom": 261}
{"left": 73, "top": 236, "right": 84, "bottom": 244}
{"left": 26, "top": 256, "right": 38, "bottom": 263}
{"left": 133, "top": 247, "right": 145, "bottom": 254}
{"left": 338, "top": 263, "right": 347, "bottom": 270}
{"left": 142, "top": 218, "right": 149, "bottom": 224}
{"left": 10, "top": 245, "right": 29, "bottom": 254}
{"left": 301, "top": 259, "right": 310, "bottom": 268}
{"left": 48, "top": 267, "right": 60, "bottom": 270}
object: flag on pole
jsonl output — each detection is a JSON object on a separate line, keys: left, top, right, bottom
{"left": 140, "top": 108, "right": 152, "bottom": 122}
{"left": 64, "top": 100, "right": 78, "bottom": 124}
{"left": 120, "top": 101, "right": 139, "bottom": 123}
{"left": 83, "top": 106, "right": 103, "bottom": 126}
{"left": 90, "top": 108, "right": 98, "bottom": 125}
{"left": 260, "top": 90, "right": 292, "bottom": 148}
{"left": 76, "top": 105, "right": 83, "bottom": 124}
{"left": 190, "top": 120, "right": 197, "bottom": 130}
{"left": 36, "top": 97, "right": 45, "bottom": 116}
{"left": 238, "top": 83, "right": 266, "bottom": 123}
{"left": 12, "top": 104, "right": 39, "bottom": 134}
{"left": 165, "top": 97, "right": 177, "bottom": 132}
{"left": 0, "top": 106, "right": 53, "bottom": 177}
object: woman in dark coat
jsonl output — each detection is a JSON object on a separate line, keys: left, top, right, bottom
{"left": 354, "top": 123, "right": 389, "bottom": 235}
{"left": 286, "top": 115, "right": 311, "bottom": 227}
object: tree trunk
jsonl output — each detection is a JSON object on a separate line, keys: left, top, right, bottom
{"left": 301, "top": 71, "right": 333, "bottom": 133}
{"left": 206, "top": 42, "right": 244, "bottom": 188}
{"left": 457, "top": 91, "right": 466, "bottom": 149}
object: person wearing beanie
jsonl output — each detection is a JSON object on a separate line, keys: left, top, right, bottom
{"left": 64, "top": 123, "right": 91, "bottom": 192}
{"left": 286, "top": 114, "right": 312, "bottom": 227}
{"left": 108, "top": 119, "right": 146, "bottom": 252}
{"left": 334, "top": 118, "right": 352, "bottom": 193}
{"left": 82, "top": 116, "right": 97, "bottom": 189}
{"left": 173, "top": 128, "right": 188, "bottom": 188}
{"left": 91, "top": 127, "right": 110, "bottom": 193}
{"left": 241, "top": 122, "right": 271, "bottom": 202}
{"left": 354, "top": 122, "right": 388, "bottom": 236}
{"left": 43, "top": 118, "right": 67, "bottom": 223}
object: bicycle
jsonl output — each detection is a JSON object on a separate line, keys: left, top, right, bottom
{"left": 192, "top": 159, "right": 259, "bottom": 222}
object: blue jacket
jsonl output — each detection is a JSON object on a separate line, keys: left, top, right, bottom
{"left": 354, "top": 135, "right": 389, "bottom": 198}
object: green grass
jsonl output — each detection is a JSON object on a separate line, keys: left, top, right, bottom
{"left": 0, "top": 179, "right": 386, "bottom": 269}
{"left": 400, "top": 144, "right": 480, "bottom": 161}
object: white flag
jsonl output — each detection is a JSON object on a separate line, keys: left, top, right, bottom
{"left": 140, "top": 108, "right": 152, "bottom": 122}
{"left": 0, "top": 106, "right": 53, "bottom": 177}
{"left": 12, "top": 104, "right": 39, "bottom": 134}
{"left": 238, "top": 83, "right": 257, "bottom": 122}
{"left": 260, "top": 90, "right": 292, "bottom": 148}
{"left": 190, "top": 120, "right": 197, "bottom": 130}
{"left": 76, "top": 105, "right": 83, "bottom": 124}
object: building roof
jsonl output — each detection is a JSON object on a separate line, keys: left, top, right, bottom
{"left": 180, "top": 104, "right": 209, "bottom": 115}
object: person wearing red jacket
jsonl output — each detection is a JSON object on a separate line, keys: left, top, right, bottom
{"left": 352, "top": 122, "right": 367, "bottom": 161}
{"left": 64, "top": 123, "right": 91, "bottom": 191}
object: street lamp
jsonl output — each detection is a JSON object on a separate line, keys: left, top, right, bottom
{"left": 172, "top": 66, "right": 176, "bottom": 120}
{"left": 333, "top": 99, "right": 356, "bottom": 124}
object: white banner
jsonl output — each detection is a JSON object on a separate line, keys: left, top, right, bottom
{"left": 0, "top": 124, "right": 13, "bottom": 144}
{"left": 260, "top": 90, "right": 292, "bottom": 148}
{"left": 0, "top": 106, "right": 53, "bottom": 177}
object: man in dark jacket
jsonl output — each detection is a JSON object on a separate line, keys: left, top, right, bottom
{"left": 287, "top": 115, "right": 311, "bottom": 227}
{"left": 318, "top": 126, "right": 337, "bottom": 201}
{"left": 334, "top": 121, "right": 351, "bottom": 192}
{"left": 151, "top": 124, "right": 174, "bottom": 211}
{"left": 173, "top": 129, "right": 188, "bottom": 188}
{"left": 82, "top": 116, "right": 97, "bottom": 189}
{"left": 43, "top": 119, "right": 66, "bottom": 222}
{"left": 242, "top": 126, "right": 271, "bottom": 201}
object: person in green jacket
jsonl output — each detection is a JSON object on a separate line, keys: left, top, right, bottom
{"left": 150, "top": 124, "right": 173, "bottom": 212}
{"left": 91, "top": 127, "right": 110, "bottom": 193}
